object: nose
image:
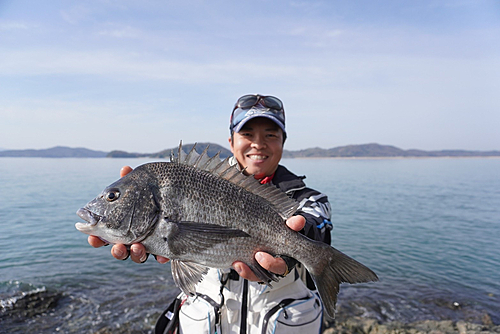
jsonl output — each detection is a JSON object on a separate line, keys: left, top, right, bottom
{"left": 250, "top": 134, "right": 267, "bottom": 149}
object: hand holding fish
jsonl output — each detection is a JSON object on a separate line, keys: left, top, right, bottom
{"left": 233, "top": 215, "right": 305, "bottom": 280}
{"left": 86, "top": 165, "right": 306, "bottom": 280}
{"left": 78, "top": 145, "right": 378, "bottom": 317}
{"left": 88, "top": 166, "right": 171, "bottom": 264}
{"left": 87, "top": 236, "right": 169, "bottom": 263}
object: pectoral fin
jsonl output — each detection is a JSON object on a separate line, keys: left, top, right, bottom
{"left": 165, "top": 221, "right": 250, "bottom": 256}
{"left": 171, "top": 260, "right": 209, "bottom": 295}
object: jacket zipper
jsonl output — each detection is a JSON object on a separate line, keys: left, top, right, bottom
{"left": 240, "top": 279, "right": 248, "bottom": 334}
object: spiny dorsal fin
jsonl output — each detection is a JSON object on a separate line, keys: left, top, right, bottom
{"left": 172, "top": 142, "right": 299, "bottom": 220}
{"left": 171, "top": 141, "right": 188, "bottom": 164}
{"left": 194, "top": 145, "right": 211, "bottom": 168}
{"left": 185, "top": 143, "right": 200, "bottom": 166}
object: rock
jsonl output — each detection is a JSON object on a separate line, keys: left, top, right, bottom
{"left": 0, "top": 289, "right": 62, "bottom": 320}
{"left": 322, "top": 317, "right": 500, "bottom": 334}
{"left": 456, "top": 321, "right": 467, "bottom": 334}
{"left": 413, "top": 320, "right": 455, "bottom": 333}
{"left": 482, "top": 313, "right": 494, "bottom": 327}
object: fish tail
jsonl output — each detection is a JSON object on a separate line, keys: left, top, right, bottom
{"left": 302, "top": 241, "right": 379, "bottom": 318}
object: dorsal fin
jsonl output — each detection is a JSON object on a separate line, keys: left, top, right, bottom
{"left": 171, "top": 142, "right": 299, "bottom": 220}
{"left": 172, "top": 141, "right": 188, "bottom": 163}
{"left": 194, "top": 145, "right": 211, "bottom": 168}
{"left": 185, "top": 143, "right": 199, "bottom": 166}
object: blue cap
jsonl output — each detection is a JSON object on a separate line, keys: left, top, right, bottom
{"left": 230, "top": 94, "right": 286, "bottom": 134}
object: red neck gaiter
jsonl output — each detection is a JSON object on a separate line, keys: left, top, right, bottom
{"left": 259, "top": 173, "right": 275, "bottom": 185}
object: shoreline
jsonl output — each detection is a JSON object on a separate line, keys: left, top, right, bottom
{"left": 73, "top": 315, "right": 500, "bottom": 334}
{"left": 1, "top": 286, "right": 498, "bottom": 333}
{"left": 282, "top": 155, "right": 500, "bottom": 160}
{"left": 322, "top": 315, "right": 499, "bottom": 334}
{"left": 2, "top": 155, "right": 500, "bottom": 160}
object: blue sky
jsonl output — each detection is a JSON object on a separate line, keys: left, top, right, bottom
{"left": 1, "top": 0, "right": 499, "bottom": 152}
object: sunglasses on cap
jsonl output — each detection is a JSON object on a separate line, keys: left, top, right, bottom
{"left": 230, "top": 94, "right": 285, "bottom": 129}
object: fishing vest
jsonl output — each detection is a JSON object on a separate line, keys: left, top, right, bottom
{"left": 176, "top": 267, "right": 323, "bottom": 334}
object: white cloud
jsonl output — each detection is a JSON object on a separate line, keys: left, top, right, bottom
{"left": 0, "top": 20, "right": 29, "bottom": 31}
{"left": 0, "top": 47, "right": 318, "bottom": 84}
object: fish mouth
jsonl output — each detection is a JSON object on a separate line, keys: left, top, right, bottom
{"left": 75, "top": 208, "right": 102, "bottom": 233}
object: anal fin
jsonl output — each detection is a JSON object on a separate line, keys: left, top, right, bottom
{"left": 171, "top": 259, "right": 209, "bottom": 295}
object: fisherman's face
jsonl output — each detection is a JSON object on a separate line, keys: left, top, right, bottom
{"left": 229, "top": 117, "right": 284, "bottom": 179}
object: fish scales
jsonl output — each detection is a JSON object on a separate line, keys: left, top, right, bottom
{"left": 76, "top": 142, "right": 378, "bottom": 318}
{"left": 152, "top": 163, "right": 291, "bottom": 261}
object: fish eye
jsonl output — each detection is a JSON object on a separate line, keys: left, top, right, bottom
{"left": 105, "top": 189, "right": 120, "bottom": 202}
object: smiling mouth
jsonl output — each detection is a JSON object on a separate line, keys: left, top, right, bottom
{"left": 247, "top": 154, "right": 268, "bottom": 161}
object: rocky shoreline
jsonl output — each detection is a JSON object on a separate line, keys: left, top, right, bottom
{"left": 324, "top": 316, "right": 500, "bottom": 334}
{"left": 84, "top": 313, "right": 500, "bottom": 334}
{"left": 86, "top": 316, "right": 500, "bottom": 334}
{"left": 2, "top": 288, "right": 498, "bottom": 333}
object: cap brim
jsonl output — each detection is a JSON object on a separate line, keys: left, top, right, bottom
{"left": 232, "top": 109, "right": 286, "bottom": 134}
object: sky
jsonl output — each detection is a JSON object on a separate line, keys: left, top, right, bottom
{"left": 1, "top": 0, "right": 499, "bottom": 153}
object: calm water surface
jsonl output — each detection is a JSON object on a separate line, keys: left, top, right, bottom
{"left": 1, "top": 157, "right": 499, "bottom": 333}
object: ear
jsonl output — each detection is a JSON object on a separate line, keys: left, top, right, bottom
{"left": 228, "top": 136, "right": 234, "bottom": 154}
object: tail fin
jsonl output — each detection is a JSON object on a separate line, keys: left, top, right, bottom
{"left": 304, "top": 244, "right": 378, "bottom": 318}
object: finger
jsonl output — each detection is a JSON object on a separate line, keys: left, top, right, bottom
{"left": 120, "top": 166, "right": 133, "bottom": 178}
{"left": 232, "top": 261, "right": 260, "bottom": 282}
{"left": 130, "top": 243, "right": 148, "bottom": 263}
{"left": 111, "top": 244, "right": 129, "bottom": 260}
{"left": 155, "top": 255, "right": 170, "bottom": 264}
{"left": 88, "top": 235, "right": 108, "bottom": 248}
{"left": 255, "top": 252, "right": 287, "bottom": 276}
{"left": 286, "top": 215, "right": 305, "bottom": 232}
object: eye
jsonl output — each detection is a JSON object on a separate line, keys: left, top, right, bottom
{"left": 105, "top": 188, "right": 120, "bottom": 202}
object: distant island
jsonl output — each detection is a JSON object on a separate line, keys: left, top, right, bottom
{"left": 105, "top": 143, "right": 233, "bottom": 159}
{"left": 283, "top": 143, "right": 500, "bottom": 158}
{"left": 0, "top": 146, "right": 108, "bottom": 158}
{"left": 1, "top": 143, "right": 499, "bottom": 158}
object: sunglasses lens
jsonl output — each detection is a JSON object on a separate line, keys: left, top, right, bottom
{"left": 262, "top": 96, "right": 283, "bottom": 110}
{"left": 231, "top": 94, "right": 285, "bottom": 130}
{"left": 236, "top": 95, "right": 259, "bottom": 109}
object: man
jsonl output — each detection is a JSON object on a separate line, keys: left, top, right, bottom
{"left": 88, "top": 94, "right": 332, "bottom": 333}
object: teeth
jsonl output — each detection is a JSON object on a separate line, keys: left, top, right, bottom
{"left": 248, "top": 155, "right": 267, "bottom": 161}
{"left": 75, "top": 222, "right": 95, "bottom": 233}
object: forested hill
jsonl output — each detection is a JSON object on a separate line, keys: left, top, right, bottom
{"left": 0, "top": 146, "right": 108, "bottom": 158}
{"left": 281, "top": 143, "right": 500, "bottom": 158}
{"left": 1, "top": 143, "right": 499, "bottom": 158}
{"left": 106, "top": 143, "right": 233, "bottom": 158}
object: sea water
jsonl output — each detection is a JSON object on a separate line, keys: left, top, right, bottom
{"left": 0, "top": 157, "right": 499, "bottom": 333}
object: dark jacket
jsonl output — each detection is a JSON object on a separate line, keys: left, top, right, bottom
{"left": 272, "top": 165, "right": 333, "bottom": 288}
{"left": 272, "top": 165, "right": 332, "bottom": 244}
